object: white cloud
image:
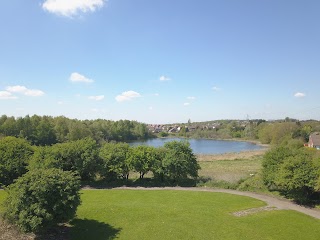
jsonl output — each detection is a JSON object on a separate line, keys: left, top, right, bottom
{"left": 294, "top": 92, "right": 306, "bottom": 98}
{"left": 187, "top": 96, "right": 196, "bottom": 100}
{"left": 88, "top": 95, "right": 105, "bottom": 101}
{"left": 159, "top": 75, "right": 171, "bottom": 81}
{"left": 116, "top": 91, "right": 141, "bottom": 102}
{"left": 183, "top": 102, "right": 190, "bottom": 106}
{"left": 154, "top": 93, "right": 160, "bottom": 97}
{"left": 6, "top": 85, "right": 27, "bottom": 93}
{"left": 212, "top": 86, "right": 221, "bottom": 91}
{"left": 0, "top": 91, "right": 17, "bottom": 100}
{"left": 57, "top": 101, "right": 64, "bottom": 105}
{"left": 42, "top": 0, "right": 106, "bottom": 18}
{"left": 69, "top": 72, "right": 94, "bottom": 83}
{"left": 6, "top": 85, "right": 45, "bottom": 97}
{"left": 149, "top": 106, "right": 153, "bottom": 111}
{"left": 24, "top": 89, "right": 45, "bottom": 97}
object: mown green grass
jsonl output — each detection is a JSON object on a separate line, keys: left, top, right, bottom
{"left": 71, "top": 190, "right": 320, "bottom": 240}
{"left": 0, "top": 189, "right": 320, "bottom": 239}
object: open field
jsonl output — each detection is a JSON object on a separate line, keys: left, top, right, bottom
{"left": 197, "top": 150, "right": 266, "bottom": 183}
{"left": 2, "top": 189, "right": 320, "bottom": 240}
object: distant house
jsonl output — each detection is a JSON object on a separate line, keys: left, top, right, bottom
{"left": 308, "top": 132, "right": 320, "bottom": 150}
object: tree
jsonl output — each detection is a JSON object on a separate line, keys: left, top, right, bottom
{"left": 0, "top": 136, "right": 34, "bottom": 186}
{"left": 162, "top": 141, "right": 200, "bottom": 181}
{"left": 4, "top": 168, "right": 81, "bottom": 233}
{"left": 131, "top": 146, "right": 157, "bottom": 179}
{"left": 276, "top": 152, "right": 318, "bottom": 200}
{"left": 33, "top": 117, "right": 57, "bottom": 146}
{"left": 29, "top": 138, "right": 99, "bottom": 181}
{"left": 99, "top": 142, "right": 131, "bottom": 180}
{"left": 262, "top": 146, "right": 297, "bottom": 188}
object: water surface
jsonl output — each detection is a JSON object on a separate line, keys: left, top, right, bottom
{"left": 129, "top": 138, "right": 263, "bottom": 154}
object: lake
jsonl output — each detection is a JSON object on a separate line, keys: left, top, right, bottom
{"left": 129, "top": 138, "right": 264, "bottom": 154}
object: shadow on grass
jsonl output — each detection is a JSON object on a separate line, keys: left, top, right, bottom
{"left": 82, "top": 177, "right": 203, "bottom": 189}
{"left": 69, "top": 218, "right": 121, "bottom": 240}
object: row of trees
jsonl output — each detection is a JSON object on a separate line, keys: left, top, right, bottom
{"left": 262, "top": 145, "right": 320, "bottom": 202}
{"left": 0, "top": 136, "right": 200, "bottom": 187}
{"left": 0, "top": 115, "right": 152, "bottom": 146}
{"left": 0, "top": 136, "right": 200, "bottom": 233}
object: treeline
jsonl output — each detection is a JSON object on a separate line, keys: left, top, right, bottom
{"left": 0, "top": 115, "right": 152, "bottom": 145}
{"left": 0, "top": 136, "right": 200, "bottom": 187}
{"left": 169, "top": 119, "right": 320, "bottom": 145}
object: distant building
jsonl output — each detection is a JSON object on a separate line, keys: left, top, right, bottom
{"left": 308, "top": 132, "right": 320, "bottom": 150}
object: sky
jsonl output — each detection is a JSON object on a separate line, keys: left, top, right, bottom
{"left": 0, "top": 0, "right": 320, "bottom": 124}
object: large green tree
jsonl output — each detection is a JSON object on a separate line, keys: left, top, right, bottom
{"left": 0, "top": 136, "right": 34, "bottom": 186}
{"left": 99, "top": 142, "right": 131, "bottom": 180}
{"left": 162, "top": 141, "right": 200, "bottom": 181}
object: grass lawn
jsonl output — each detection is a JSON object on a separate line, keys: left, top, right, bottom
{"left": 0, "top": 189, "right": 319, "bottom": 239}
{"left": 71, "top": 190, "right": 319, "bottom": 240}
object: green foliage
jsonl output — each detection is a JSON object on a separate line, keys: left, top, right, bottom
{"left": 159, "top": 131, "right": 169, "bottom": 137}
{"left": 3, "top": 169, "right": 81, "bottom": 233}
{"left": 276, "top": 152, "right": 318, "bottom": 199}
{"left": 162, "top": 141, "right": 200, "bottom": 181}
{"left": 99, "top": 142, "right": 131, "bottom": 180}
{"left": 29, "top": 138, "right": 99, "bottom": 181}
{"left": 0, "top": 137, "right": 34, "bottom": 186}
{"left": 262, "top": 146, "right": 320, "bottom": 202}
{"left": 130, "top": 146, "right": 157, "bottom": 179}
{"left": 262, "top": 146, "right": 298, "bottom": 188}
{"left": 237, "top": 173, "right": 269, "bottom": 192}
{"left": 0, "top": 115, "right": 151, "bottom": 145}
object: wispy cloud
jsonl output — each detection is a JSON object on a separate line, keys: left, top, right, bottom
{"left": 88, "top": 95, "right": 105, "bottom": 101}
{"left": 116, "top": 91, "right": 141, "bottom": 102}
{"left": 154, "top": 93, "right": 160, "bottom": 97}
{"left": 159, "top": 75, "right": 171, "bottom": 81}
{"left": 187, "top": 96, "right": 196, "bottom": 100}
{"left": 294, "top": 92, "right": 306, "bottom": 98}
{"left": 212, "top": 86, "right": 221, "bottom": 91}
{"left": 69, "top": 72, "right": 94, "bottom": 83}
{"left": 42, "top": 0, "right": 106, "bottom": 18}
{"left": 183, "top": 102, "right": 190, "bottom": 106}
{"left": 6, "top": 85, "right": 45, "bottom": 97}
{"left": 0, "top": 91, "right": 17, "bottom": 100}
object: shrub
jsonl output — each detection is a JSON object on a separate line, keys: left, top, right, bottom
{"left": 3, "top": 168, "right": 81, "bottom": 233}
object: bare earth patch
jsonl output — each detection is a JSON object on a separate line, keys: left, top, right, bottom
{"left": 0, "top": 219, "right": 34, "bottom": 240}
{"left": 0, "top": 219, "right": 70, "bottom": 240}
{"left": 232, "top": 206, "right": 279, "bottom": 217}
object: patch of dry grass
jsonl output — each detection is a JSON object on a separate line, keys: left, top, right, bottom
{"left": 197, "top": 152, "right": 264, "bottom": 183}
{"left": 196, "top": 149, "right": 267, "bottom": 161}
{"left": 0, "top": 218, "right": 34, "bottom": 240}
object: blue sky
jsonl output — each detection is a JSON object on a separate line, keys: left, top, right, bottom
{"left": 0, "top": 0, "right": 319, "bottom": 124}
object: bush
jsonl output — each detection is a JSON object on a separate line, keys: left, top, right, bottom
{"left": 0, "top": 136, "right": 34, "bottom": 186}
{"left": 3, "top": 168, "right": 81, "bottom": 233}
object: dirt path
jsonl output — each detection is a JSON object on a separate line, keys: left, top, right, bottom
{"left": 111, "top": 187, "right": 320, "bottom": 220}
